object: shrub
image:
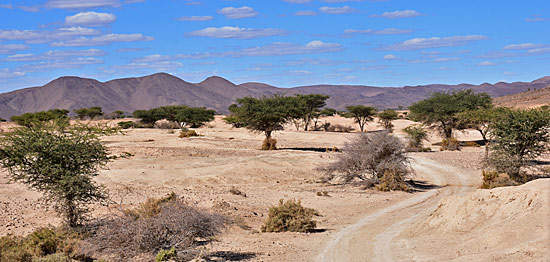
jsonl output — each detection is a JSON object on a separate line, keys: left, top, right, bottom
{"left": 403, "top": 124, "right": 428, "bottom": 151}
{"left": 82, "top": 194, "right": 227, "bottom": 261}
{"left": 179, "top": 130, "right": 199, "bottom": 138}
{"left": 377, "top": 169, "right": 411, "bottom": 192}
{"left": 480, "top": 170, "right": 517, "bottom": 189}
{"left": 10, "top": 109, "right": 69, "bottom": 127}
{"left": 155, "top": 247, "right": 177, "bottom": 262}
{"left": 319, "top": 131, "right": 410, "bottom": 190}
{"left": 0, "top": 227, "right": 81, "bottom": 261}
{"left": 440, "top": 138, "right": 460, "bottom": 151}
{"left": 321, "top": 122, "right": 331, "bottom": 131}
{"left": 261, "top": 137, "right": 277, "bottom": 150}
{"left": 261, "top": 199, "right": 319, "bottom": 233}
{"left": 117, "top": 121, "right": 136, "bottom": 129}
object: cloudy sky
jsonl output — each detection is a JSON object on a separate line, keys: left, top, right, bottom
{"left": 0, "top": 0, "right": 549, "bottom": 92}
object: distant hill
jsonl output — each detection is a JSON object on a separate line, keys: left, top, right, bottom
{"left": 0, "top": 73, "right": 548, "bottom": 119}
{"left": 494, "top": 77, "right": 550, "bottom": 108}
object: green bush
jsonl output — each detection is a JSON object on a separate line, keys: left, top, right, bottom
{"left": 403, "top": 124, "right": 428, "bottom": 150}
{"left": 117, "top": 121, "right": 136, "bottom": 129}
{"left": 10, "top": 109, "right": 69, "bottom": 127}
{"left": 155, "top": 247, "right": 177, "bottom": 262}
{"left": 480, "top": 170, "right": 517, "bottom": 189}
{"left": 179, "top": 130, "right": 199, "bottom": 138}
{"left": 261, "top": 199, "right": 319, "bottom": 233}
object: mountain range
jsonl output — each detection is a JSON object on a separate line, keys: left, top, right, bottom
{"left": 1, "top": 73, "right": 549, "bottom": 119}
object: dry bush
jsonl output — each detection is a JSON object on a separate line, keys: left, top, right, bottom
{"left": 440, "top": 138, "right": 460, "bottom": 151}
{"left": 261, "top": 199, "right": 319, "bottom": 233}
{"left": 0, "top": 227, "right": 81, "bottom": 261}
{"left": 377, "top": 169, "right": 411, "bottom": 192}
{"left": 81, "top": 194, "right": 227, "bottom": 261}
{"left": 261, "top": 137, "right": 277, "bottom": 150}
{"left": 319, "top": 132, "right": 410, "bottom": 191}
{"left": 327, "top": 124, "right": 354, "bottom": 133}
{"left": 179, "top": 130, "right": 199, "bottom": 138}
{"left": 480, "top": 170, "right": 518, "bottom": 189}
{"left": 154, "top": 120, "right": 180, "bottom": 129}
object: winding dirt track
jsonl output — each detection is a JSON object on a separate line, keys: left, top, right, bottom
{"left": 316, "top": 155, "right": 477, "bottom": 262}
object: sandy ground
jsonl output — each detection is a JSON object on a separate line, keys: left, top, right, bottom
{"left": 0, "top": 116, "right": 548, "bottom": 261}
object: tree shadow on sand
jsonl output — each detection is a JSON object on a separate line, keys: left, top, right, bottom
{"left": 203, "top": 251, "right": 257, "bottom": 261}
{"left": 407, "top": 179, "right": 442, "bottom": 192}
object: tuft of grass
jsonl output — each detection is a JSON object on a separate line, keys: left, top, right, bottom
{"left": 261, "top": 199, "right": 319, "bottom": 233}
{"left": 377, "top": 169, "right": 411, "bottom": 192}
{"left": 480, "top": 170, "right": 518, "bottom": 189}
{"left": 261, "top": 137, "right": 277, "bottom": 150}
{"left": 440, "top": 138, "right": 460, "bottom": 151}
{"left": 179, "top": 130, "right": 199, "bottom": 138}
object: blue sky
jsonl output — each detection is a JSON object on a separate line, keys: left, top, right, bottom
{"left": 0, "top": 0, "right": 549, "bottom": 92}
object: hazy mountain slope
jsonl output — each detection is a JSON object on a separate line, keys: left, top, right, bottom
{"left": 0, "top": 73, "right": 548, "bottom": 119}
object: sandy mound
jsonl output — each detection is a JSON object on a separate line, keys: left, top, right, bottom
{"left": 407, "top": 179, "right": 550, "bottom": 261}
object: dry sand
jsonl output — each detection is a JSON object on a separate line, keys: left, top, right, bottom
{"left": 0, "top": 116, "right": 548, "bottom": 261}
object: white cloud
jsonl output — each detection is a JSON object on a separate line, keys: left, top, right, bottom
{"left": 0, "top": 44, "right": 29, "bottom": 54}
{"left": 0, "top": 4, "right": 13, "bottom": 9}
{"left": 45, "top": 0, "right": 121, "bottom": 9}
{"left": 383, "top": 54, "right": 396, "bottom": 60}
{"left": 110, "top": 61, "right": 183, "bottom": 71}
{"left": 65, "top": 11, "right": 116, "bottom": 26}
{"left": 503, "top": 43, "right": 543, "bottom": 50}
{"left": 51, "top": 33, "right": 153, "bottom": 47}
{"left": 375, "top": 10, "right": 422, "bottom": 19}
{"left": 525, "top": 15, "right": 549, "bottom": 22}
{"left": 177, "top": 16, "right": 213, "bottom": 21}
{"left": 345, "top": 28, "right": 412, "bottom": 35}
{"left": 20, "top": 57, "right": 103, "bottom": 71}
{"left": 319, "top": 6, "right": 355, "bottom": 14}
{"left": 131, "top": 40, "right": 343, "bottom": 63}
{"left": 295, "top": 10, "right": 317, "bottom": 16}
{"left": 5, "top": 49, "right": 107, "bottom": 62}
{"left": 56, "top": 27, "right": 101, "bottom": 36}
{"left": 527, "top": 47, "right": 550, "bottom": 54}
{"left": 233, "top": 40, "right": 343, "bottom": 56}
{"left": 478, "top": 61, "right": 495, "bottom": 66}
{"left": 218, "top": 6, "right": 258, "bottom": 19}
{"left": 0, "top": 30, "right": 43, "bottom": 40}
{"left": 188, "top": 26, "right": 286, "bottom": 39}
{"left": 0, "top": 69, "right": 25, "bottom": 79}
{"left": 382, "top": 35, "right": 487, "bottom": 50}
{"left": 18, "top": 5, "right": 40, "bottom": 12}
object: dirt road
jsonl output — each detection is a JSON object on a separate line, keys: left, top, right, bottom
{"left": 316, "top": 155, "right": 477, "bottom": 262}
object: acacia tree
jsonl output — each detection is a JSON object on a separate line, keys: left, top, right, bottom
{"left": 456, "top": 108, "right": 496, "bottom": 157}
{"left": 345, "top": 105, "right": 377, "bottom": 132}
{"left": 488, "top": 107, "right": 550, "bottom": 181}
{"left": 409, "top": 89, "right": 492, "bottom": 139}
{"left": 0, "top": 121, "right": 120, "bottom": 227}
{"left": 228, "top": 95, "right": 299, "bottom": 149}
{"left": 378, "top": 109, "right": 399, "bottom": 132}
{"left": 10, "top": 109, "right": 69, "bottom": 127}
{"left": 295, "top": 94, "right": 329, "bottom": 131}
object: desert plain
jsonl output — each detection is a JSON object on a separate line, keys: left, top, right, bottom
{"left": 0, "top": 115, "right": 548, "bottom": 262}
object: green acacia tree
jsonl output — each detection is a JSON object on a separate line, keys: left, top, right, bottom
{"left": 488, "top": 107, "right": 550, "bottom": 181}
{"left": 345, "top": 105, "right": 377, "bottom": 132}
{"left": 175, "top": 107, "right": 216, "bottom": 127}
{"left": 295, "top": 94, "right": 329, "bottom": 131}
{"left": 408, "top": 89, "right": 492, "bottom": 139}
{"left": 378, "top": 109, "right": 399, "bottom": 131}
{"left": 228, "top": 95, "right": 300, "bottom": 149}
{"left": 10, "top": 109, "right": 69, "bottom": 127}
{"left": 0, "top": 121, "right": 120, "bottom": 227}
